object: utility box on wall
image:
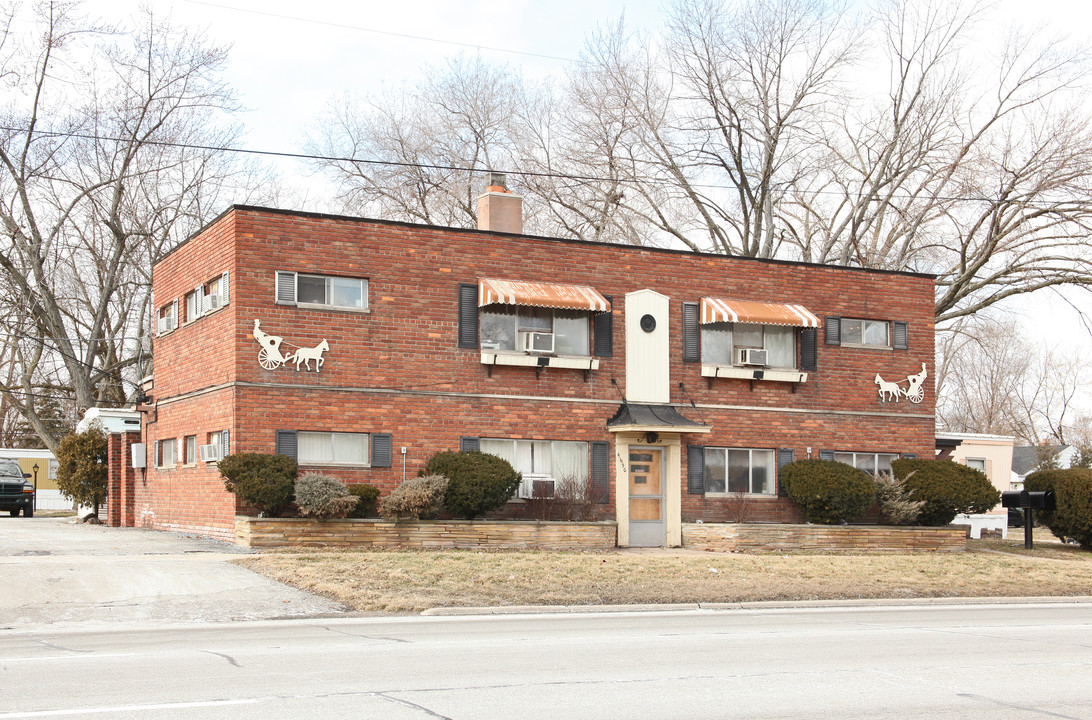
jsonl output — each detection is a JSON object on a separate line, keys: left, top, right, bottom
{"left": 131, "top": 443, "right": 146, "bottom": 469}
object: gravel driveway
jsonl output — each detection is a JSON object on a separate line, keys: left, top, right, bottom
{"left": 0, "top": 517, "right": 346, "bottom": 630}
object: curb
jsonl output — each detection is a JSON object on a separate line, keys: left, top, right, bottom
{"left": 420, "top": 595, "right": 1092, "bottom": 616}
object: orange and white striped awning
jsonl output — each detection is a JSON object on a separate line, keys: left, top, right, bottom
{"left": 478, "top": 278, "right": 611, "bottom": 312}
{"left": 700, "top": 297, "right": 821, "bottom": 327}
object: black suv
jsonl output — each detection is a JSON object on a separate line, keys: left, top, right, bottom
{"left": 0, "top": 459, "right": 34, "bottom": 517}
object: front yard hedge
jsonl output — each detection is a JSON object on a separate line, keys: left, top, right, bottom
{"left": 219, "top": 452, "right": 297, "bottom": 517}
{"left": 780, "top": 459, "right": 875, "bottom": 524}
{"left": 423, "top": 450, "right": 521, "bottom": 519}
{"left": 1025, "top": 468, "right": 1092, "bottom": 548}
{"left": 891, "top": 459, "right": 999, "bottom": 526}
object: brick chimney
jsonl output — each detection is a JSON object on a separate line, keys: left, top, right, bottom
{"left": 476, "top": 171, "right": 523, "bottom": 234}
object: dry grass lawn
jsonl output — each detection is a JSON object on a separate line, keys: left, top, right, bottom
{"left": 234, "top": 529, "right": 1092, "bottom": 614}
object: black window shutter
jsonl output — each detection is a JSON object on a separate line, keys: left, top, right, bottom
{"left": 687, "top": 445, "right": 705, "bottom": 494}
{"left": 777, "top": 448, "right": 795, "bottom": 496}
{"left": 457, "top": 283, "right": 479, "bottom": 349}
{"left": 593, "top": 295, "right": 613, "bottom": 357}
{"left": 460, "top": 436, "right": 480, "bottom": 453}
{"left": 819, "top": 450, "right": 835, "bottom": 462}
{"left": 275, "top": 430, "right": 297, "bottom": 460}
{"left": 800, "top": 327, "right": 817, "bottom": 372}
{"left": 590, "top": 441, "right": 610, "bottom": 503}
{"left": 902, "top": 453, "right": 917, "bottom": 460}
{"left": 892, "top": 321, "right": 909, "bottom": 350}
{"left": 825, "top": 316, "right": 841, "bottom": 346}
{"left": 682, "top": 302, "right": 700, "bottom": 362}
{"left": 371, "top": 433, "right": 392, "bottom": 467}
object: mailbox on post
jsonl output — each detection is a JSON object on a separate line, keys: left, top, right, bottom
{"left": 1001, "top": 490, "right": 1055, "bottom": 549}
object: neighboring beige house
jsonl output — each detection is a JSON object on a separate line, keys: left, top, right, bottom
{"left": 935, "top": 431, "right": 1015, "bottom": 538}
{"left": 0, "top": 448, "right": 65, "bottom": 510}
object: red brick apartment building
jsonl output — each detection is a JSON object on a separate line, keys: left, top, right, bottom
{"left": 118, "top": 187, "right": 935, "bottom": 544}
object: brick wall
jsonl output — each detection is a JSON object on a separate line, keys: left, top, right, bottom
{"left": 236, "top": 516, "right": 618, "bottom": 550}
{"left": 136, "top": 206, "right": 937, "bottom": 538}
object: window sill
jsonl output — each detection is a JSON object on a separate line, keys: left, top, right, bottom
{"left": 281, "top": 301, "right": 371, "bottom": 314}
{"left": 156, "top": 327, "right": 177, "bottom": 338}
{"left": 480, "top": 351, "right": 600, "bottom": 371}
{"left": 839, "top": 343, "right": 892, "bottom": 351}
{"left": 701, "top": 365, "right": 807, "bottom": 383}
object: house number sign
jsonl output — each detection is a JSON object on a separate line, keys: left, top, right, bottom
{"left": 875, "top": 362, "right": 927, "bottom": 404}
{"left": 252, "top": 319, "right": 329, "bottom": 372}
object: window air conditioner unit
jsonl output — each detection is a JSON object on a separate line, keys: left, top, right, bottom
{"left": 519, "top": 473, "right": 555, "bottom": 499}
{"left": 519, "top": 331, "right": 554, "bottom": 354}
{"left": 205, "top": 293, "right": 222, "bottom": 311}
{"left": 737, "top": 348, "right": 768, "bottom": 366}
{"left": 198, "top": 443, "right": 222, "bottom": 462}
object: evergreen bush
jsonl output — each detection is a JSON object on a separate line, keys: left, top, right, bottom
{"left": 347, "top": 483, "right": 381, "bottom": 518}
{"left": 874, "top": 472, "right": 925, "bottom": 525}
{"left": 891, "top": 459, "right": 1000, "bottom": 526}
{"left": 55, "top": 423, "right": 109, "bottom": 517}
{"left": 381, "top": 474, "right": 448, "bottom": 520}
{"left": 294, "top": 472, "right": 358, "bottom": 519}
{"left": 780, "top": 459, "right": 875, "bottom": 524}
{"left": 218, "top": 452, "right": 297, "bottom": 517}
{"left": 422, "top": 450, "right": 521, "bottom": 519}
{"left": 1025, "top": 468, "right": 1092, "bottom": 548}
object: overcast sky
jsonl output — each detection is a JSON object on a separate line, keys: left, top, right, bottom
{"left": 77, "top": 0, "right": 1092, "bottom": 349}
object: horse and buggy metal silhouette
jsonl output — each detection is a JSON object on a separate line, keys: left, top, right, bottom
{"left": 253, "top": 319, "right": 329, "bottom": 372}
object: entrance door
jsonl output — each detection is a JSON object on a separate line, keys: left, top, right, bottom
{"left": 628, "top": 448, "right": 664, "bottom": 547}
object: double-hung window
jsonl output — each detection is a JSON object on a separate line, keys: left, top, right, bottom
{"left": 826, "top": 317, "right": 908, "bottom": 350}
{"left": 480, "top": 438, "right": 589, "bottom": 498}
{"left": 480, "top": 307, "right": 590, "bottom": 356}
{"left": 156, "top": 301, "right": 178, "bottom": 335}
{"left": 701, "top": 447, "right": 775, "bottom": 494}
{"left": 298, "top": 431, "right": 370, "bottom": 465}
{"left": 684, "top": 298, "right": 820, "bottom": 374}
{"left": 184, "top": 435, "right": 197, "bottom": 465}
{"left": 276, "top": 271, "right": 368, "bottom": 311}
{"left": 701, "top": 323, "right": 796, "bottom": 368}
{"left": 157, "top": 437, "right": 177, "bottom": 468}
{"left": 464, "top": 278, "right": 612, "bottom": 362}
{"left": 832, "top": 451, "right": 900, "bottom": 474}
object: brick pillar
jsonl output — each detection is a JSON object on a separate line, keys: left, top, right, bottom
{"left": 119, "top": 431, "right": 140, "bottom": 527}
{"left": 107, "top": 435, "right": 122, "bottom": 527}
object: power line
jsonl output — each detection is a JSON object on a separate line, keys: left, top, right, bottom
{"left": 0, "top": 125, "right": 1051, "bottom": 205}
{"left": 184, "top": 0, "right": 579, "bottom": 63}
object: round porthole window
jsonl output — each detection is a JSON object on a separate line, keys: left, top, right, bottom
{"left": 640, "top": 314, "right": 657, "bottom": 333}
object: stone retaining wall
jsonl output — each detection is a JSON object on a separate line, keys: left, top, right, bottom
{"left": 235, "top": 516, "right": 618, "bottom": 550}
{"left": 683, "top": 523, "right": 967, "bottom": 552}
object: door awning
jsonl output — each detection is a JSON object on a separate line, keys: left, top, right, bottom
{"left": 479, "top": 278, "right": 611, "bottom": 312}
{"left": 700, "top": 297, "right": 821, "bottom": 327}
{"left": 606, "top": 404, "right": 711, "bottom": 434}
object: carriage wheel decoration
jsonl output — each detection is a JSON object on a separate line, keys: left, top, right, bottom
{"left": 875, "top": 362, "right": 927, "bottom": 404}
{"left": 252, "top": 319, "right": 329, "bottom": 372}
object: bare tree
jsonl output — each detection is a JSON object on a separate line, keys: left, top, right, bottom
{"left": 0, "top": 1, "right": 265, "bottom": 450}
{"left": 309, "top": 56, "right": 524, "bottom": 228}
{"left": 937, "top": 316, "right": 1089, "bottom": 444}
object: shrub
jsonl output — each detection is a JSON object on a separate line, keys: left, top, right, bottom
{"left": 891, "top": 459, "right": 1000, "bottom": 526}
{"left": 218, "top": 452, "right": 297, "bottom": 517}
{"left": 1025, "top": 468, "right": 1092, "bottom": 548}
{"left": 422, "top": 450, "right": 521, "bottom": 519}
{"left": 780, "top": 459, "right": 875, "bottom": 524}
{"left": 874, "top": 472, "right": 925, "bottom": 525}
{"left": 55, "top": 423, "right": 109, "bottom": 517}
{"left": 381, "top": 474, "right": 448, "bottom": 520}
{"left": 294, "top": 472, "right": 358, "bottom": 519}
{"left": 347, "top": 483, "right": 381, "bottom": 518}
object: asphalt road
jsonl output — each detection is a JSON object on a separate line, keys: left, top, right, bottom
{"left": 2, "top": 604, "right": 1090, "bottom": 719}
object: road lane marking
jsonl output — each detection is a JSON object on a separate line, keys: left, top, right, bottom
{"left": 0, "top": 699, "right": 259, "bottom": 718}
